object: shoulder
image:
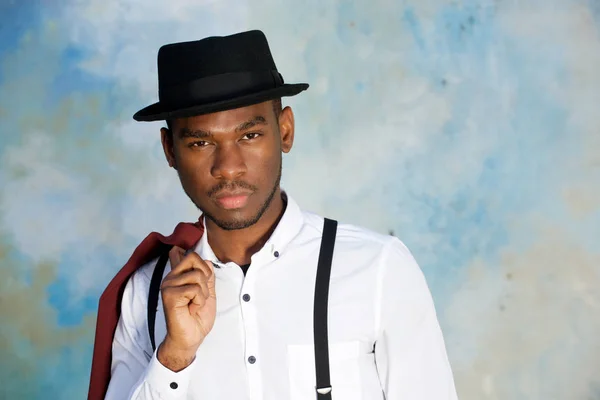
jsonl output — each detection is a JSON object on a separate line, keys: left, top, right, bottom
{"left": 120, "top": 257, "right": 159, "bottom": 313}
{"left": 301, "top": 209, "right": 408, "bottom": 249}
{"left": 300, "top": 209, "right": 416, "bottom": 266}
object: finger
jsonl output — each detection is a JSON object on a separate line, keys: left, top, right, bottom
{"left": 161, "top": 269, "right": 208, "bottom": 291}
{"left": 197, "top": 277, "right": 209, "bottom": 302}
{"left": 169, "top": 251, "right": 206, "bottom": 275}
{"left": 163, "top": 284, "right": 206, "bottom": 308}
{"left": 193, "top": 258, "right": 215, "bottom": 283}
{"left": 191, "top": 259, "right": 216, "bottom": 299}
{"left": 162, "top": 269, "right": 210, "bottom": 304}
{"left": 168, "top": 246, "right": 186, "bottom": 269}
{"left": 204, "top": 260, "right": 217, "bottom": 298}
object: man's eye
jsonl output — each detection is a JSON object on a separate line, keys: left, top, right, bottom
{"left": 242, "top": 132, "right": 261, "bottom": 140}
{"left": 189, "top": 141, "right": 208, "bottom": 147}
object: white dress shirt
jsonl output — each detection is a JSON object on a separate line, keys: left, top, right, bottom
{"left": 105, "top": 193, "right": 458, "bottom": 399}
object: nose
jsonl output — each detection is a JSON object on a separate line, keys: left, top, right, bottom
{"left": 211, "top": 143, "right": 247, "bottom": 180}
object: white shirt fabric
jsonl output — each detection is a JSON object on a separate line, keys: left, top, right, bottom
{"left": 105, "top": 193, "right": 458, "bottom": 400}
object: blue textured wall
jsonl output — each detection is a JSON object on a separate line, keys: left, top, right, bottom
{"left": 1, "top": 1, "right": 599, "bottom": 399}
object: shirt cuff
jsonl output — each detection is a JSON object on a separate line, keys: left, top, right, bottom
{"left": 143, "top": 349, "right": 196, "bottom": 399}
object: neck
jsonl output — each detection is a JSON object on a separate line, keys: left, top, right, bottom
{"left": 205, "top": 189, "right": 286, "bottom": 266}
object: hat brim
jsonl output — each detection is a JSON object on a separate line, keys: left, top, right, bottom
{"left": 132, "top": 83, "right": 309, "bottom": 122}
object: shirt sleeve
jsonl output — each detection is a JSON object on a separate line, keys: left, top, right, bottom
{"left": 104, "top": 263, "right": 197, "bottom": 400}
{"left": 374, "top": 237, "right": 458, "bottom": 399}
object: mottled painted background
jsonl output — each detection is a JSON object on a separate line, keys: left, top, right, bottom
{"left": 1, "top": 0, "right": 599, "bottom": 399}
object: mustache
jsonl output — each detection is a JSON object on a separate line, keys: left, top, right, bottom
{"left": 207, "top": 181, "right": 258, "bottom": 197}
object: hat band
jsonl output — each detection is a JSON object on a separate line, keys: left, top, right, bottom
{"left": 159, "top": 70, "right": 284, "bottom": 108}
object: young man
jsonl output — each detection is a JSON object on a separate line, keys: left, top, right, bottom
{"left": 88, "top": 30, "right": 458, "bottom": 400}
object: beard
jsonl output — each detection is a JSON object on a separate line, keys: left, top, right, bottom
{"left": 180, "top": 158, "right": 282, "bottom": 231}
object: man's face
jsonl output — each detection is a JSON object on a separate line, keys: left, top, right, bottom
{"left": 161, "top": 100, "right": 295, "bottom": 230}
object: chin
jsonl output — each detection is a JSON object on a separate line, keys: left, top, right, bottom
{"left": 208, "top": 212, "right": 262, "bottom": 231}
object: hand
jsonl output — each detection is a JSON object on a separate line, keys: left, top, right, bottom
{"left": 157, "top": 246, "right": 217, "bottom": 371}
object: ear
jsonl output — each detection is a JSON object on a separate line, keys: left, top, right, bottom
{"left": 160, "top": 127, "right": 177, "bottom": 169}
{"left": 278, "top": 106, "right": 295, "bottom": 153}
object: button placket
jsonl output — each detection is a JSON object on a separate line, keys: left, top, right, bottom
{"left": 239, "top": 270, "right": 263, "bottom": 398}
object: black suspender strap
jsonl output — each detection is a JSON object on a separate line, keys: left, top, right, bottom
{"left": 313, "top": 218, "right": 338, "bottom": 399}
{"left": 147, "top": 247, "right": 172, "bottom": 352}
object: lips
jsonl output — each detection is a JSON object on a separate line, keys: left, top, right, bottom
{"left": 214, "top": 190, "right": 252, "bottom": 210}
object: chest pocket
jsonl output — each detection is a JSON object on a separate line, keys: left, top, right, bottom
{"left": 287, "top": 340, "right": 371, "bottom": 400}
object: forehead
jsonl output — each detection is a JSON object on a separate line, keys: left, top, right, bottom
{"left": 172, "top": 101, "right": 274, "bottom": 133}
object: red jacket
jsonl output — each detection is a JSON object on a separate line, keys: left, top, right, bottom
{"left": 87, "top": 220, "right": 204, "bottom": 400}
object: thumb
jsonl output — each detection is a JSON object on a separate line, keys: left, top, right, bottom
{"left": 168, "top": 246, "right": 186, "bottom": 268}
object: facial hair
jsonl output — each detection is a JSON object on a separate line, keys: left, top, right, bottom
{"left": 180, "top": 157, "right": 282, "bottom": 231}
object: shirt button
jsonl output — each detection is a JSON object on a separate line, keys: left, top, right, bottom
{"left": 242, "top": 294, "right": 251, "bottom": 302}
{"left": 170, "top": 382, "right": 178, "bottom": 389}
{"left": 274, "top": 251, "right": 280, "bottom": 258}
{"left": 248, "top": 356, "right": 256, "bottom": 364}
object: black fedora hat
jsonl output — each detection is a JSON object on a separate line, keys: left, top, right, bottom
{"left": 133, "top": 30, "right": 309, "bottom": 122}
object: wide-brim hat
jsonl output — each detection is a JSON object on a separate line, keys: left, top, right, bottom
{"left": 133, "top": 30, "right": 308, "bottom": 122}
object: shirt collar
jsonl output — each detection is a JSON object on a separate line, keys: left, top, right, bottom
{"left": 193, "top": 190, "right": 304, "bottom": 268}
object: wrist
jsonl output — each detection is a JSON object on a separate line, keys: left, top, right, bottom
{"left": 157, "top": 338, "right": 199, "bottom": 372}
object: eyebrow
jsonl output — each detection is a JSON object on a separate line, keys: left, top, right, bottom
{"left": 178, "top": 128, "right": 212, "bottom": 139}
{"left": 235, "top": 116, "right": 268, "bottom": 132}
{"left": 176, "top": 115, "right": 268, "bottom": 139}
